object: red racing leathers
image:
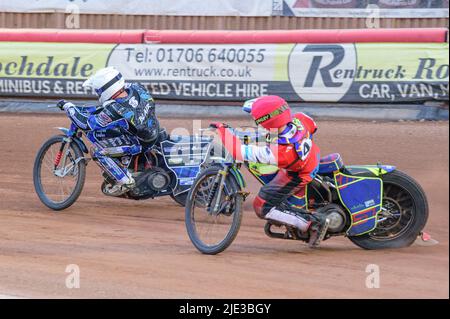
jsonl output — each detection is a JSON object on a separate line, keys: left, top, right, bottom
{"left": 215, "top": 113, "right": 320, "bottom": 231}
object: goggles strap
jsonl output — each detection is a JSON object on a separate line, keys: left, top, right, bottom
{"left": 95, "top": 74, "right": 123, "bottom": 96}
{"left": 254, "top": 104, "right": 289, "bottom": 125}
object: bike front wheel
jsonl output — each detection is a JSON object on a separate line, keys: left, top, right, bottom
{"left": 185, "top": 166, "right": 244, "bottom": 255}
{"left": 33, "top": 135, "right": 87, "bottom": 211}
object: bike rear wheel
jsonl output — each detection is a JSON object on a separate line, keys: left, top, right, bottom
{"left": 349, "top": 170, "right": 428, "bottom": 249}
{"left": 185, "top": 166, "right": 243, "bottom": 255}
{"left": 33, "top": 135, "right": 86, "bottom": 211}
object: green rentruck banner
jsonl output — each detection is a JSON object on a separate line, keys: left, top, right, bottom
{"left": 0, "top": 42, "right": 448, "bottom": 103}
{"left": 0, "top": 42, "right": 114, "bottom": 97}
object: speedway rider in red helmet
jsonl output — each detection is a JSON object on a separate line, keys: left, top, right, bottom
{"left": 211, "top": 95, "right": 328, "bottom": 247}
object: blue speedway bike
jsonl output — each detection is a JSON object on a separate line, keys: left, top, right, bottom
{"left": 185, "top": 125, "right": 429, "bottom": 254}
{"left": 33, "top": 104, "right": 217, "bottom": 210}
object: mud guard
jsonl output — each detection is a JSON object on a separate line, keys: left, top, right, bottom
{"left": 344, "top": 164, "right": 396, "bottom": 177}
{"left": 230, "top": 166, "right": 246, "bottom": 190}
{"left": 334, "top": 172, "right": 384, "bottom": 236}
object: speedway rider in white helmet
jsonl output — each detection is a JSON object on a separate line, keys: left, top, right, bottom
{"left": 57, "top": 67, "right": 161, "bottom": 193}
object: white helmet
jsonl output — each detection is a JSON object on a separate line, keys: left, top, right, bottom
{"left": 83, "top": 67, "right": 125, "bottom": 103}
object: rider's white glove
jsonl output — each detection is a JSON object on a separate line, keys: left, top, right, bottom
{"left": 56, "top": 100, "right": 75, "bottom": 111}
{"left": 62, "top": 102, "right": 75, "bottom": 111}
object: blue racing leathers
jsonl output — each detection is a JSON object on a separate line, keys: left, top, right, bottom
{"left": 64, "top": 83, "right": 159, "bottom": 185}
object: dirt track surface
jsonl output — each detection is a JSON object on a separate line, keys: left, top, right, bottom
{"left": 0, "top": 114, "right": 448, "bottom": 299}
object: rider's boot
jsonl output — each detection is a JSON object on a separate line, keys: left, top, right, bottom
{"left": 95, "top": 155, "right": 135, "bottom": 196}
{"left": 265, "top": 207, "right": 329, "bottom": 247}
{"left": 308, "top": 214, "right": 330, "bottom": 248}
{"left": 106, "top": 174, "right": 135, "bottom": 195}
{"left": 265, "top": 207, "right": 312, "bottom": 233}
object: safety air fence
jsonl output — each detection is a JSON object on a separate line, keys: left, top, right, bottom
{"left": 0, "top": 28, "right": 448, "bottom": 103}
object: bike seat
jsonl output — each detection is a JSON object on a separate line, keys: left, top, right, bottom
{"left": 318, "top": 153, "right": 344, "bottom": 174}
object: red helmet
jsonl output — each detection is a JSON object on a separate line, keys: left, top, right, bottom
{"left": 250, "top": 95, "right": 292, "bottom": 129}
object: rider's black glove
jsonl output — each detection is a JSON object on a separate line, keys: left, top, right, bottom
{"left": 57, "top": 99, "right": 67, "bottom": 110}
{"left": 209, "top": 122, "right": 228, "bottom": 129}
